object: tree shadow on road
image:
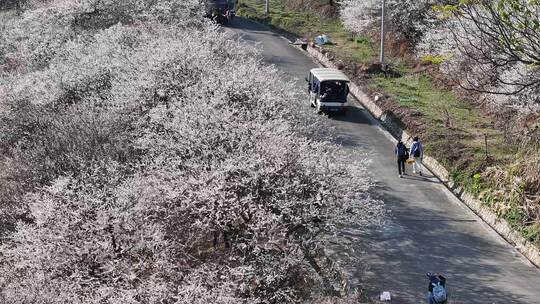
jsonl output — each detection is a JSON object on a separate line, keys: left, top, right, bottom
{"left": 401, "top": 173, "right": 440, "bottom": 184}
{"left": 330, "top": 106, "right": 374, "bottom": 126}
{"left": 331, "top": 182, "right": 539, "bottom": 304}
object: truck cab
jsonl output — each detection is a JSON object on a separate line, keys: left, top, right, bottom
{"left": 306, "top": 68, "right": 350, "bottom": 114}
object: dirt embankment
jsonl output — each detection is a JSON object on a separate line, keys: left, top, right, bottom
{"left": 283, "top": 0, "right": 338, "bottom": 18}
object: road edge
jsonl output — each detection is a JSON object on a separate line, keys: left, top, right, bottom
{"left": 292, "top": 42, "right": 540, "bottom": 269}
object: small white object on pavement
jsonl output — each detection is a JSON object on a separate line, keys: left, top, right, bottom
{"left": 379, "top": 291, "right": 391, "bottom": 301}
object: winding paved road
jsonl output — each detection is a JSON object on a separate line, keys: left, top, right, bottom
{"left": 227, "top": 17, "right": 540, "bottom": 303}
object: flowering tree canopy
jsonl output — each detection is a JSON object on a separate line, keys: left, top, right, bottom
{"left": 418, "top": 0, "right": 540, "bottom": 113}
{"left": 338, "top": 0, "right": 451, "bottom": 43}
{"left": 0, "top": 1, "right": 382, "bottom": 303}
{"left": 339, "top": 0, "right": 380, "bottom": 35}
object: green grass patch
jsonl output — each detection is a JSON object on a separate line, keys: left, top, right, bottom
{"left": 420, "top": 54, "right": 451, "bottom": 65}
{"left": 374, "top": 74, "right": 512, "bottom": 167}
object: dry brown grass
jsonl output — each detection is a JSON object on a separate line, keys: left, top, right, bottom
{"left": 283, "top": 0, "right": 338, "bottom": 18}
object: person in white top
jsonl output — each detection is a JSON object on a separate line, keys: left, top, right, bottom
{"left": 410, "top": 136, "right": 424, "bottom": 176}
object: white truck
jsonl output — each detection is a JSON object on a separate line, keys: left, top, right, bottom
{"left": 306, "top": 68, "right": 350, "bottom": 114}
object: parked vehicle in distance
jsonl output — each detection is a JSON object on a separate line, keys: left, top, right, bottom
{"left": 203, "top": 0, "right": 236, "bottom": 24}
{"left": 306, "top": 68, "right": 350, "bottom": 114}
{"left": 228, "top": 0, "right": 237, "bottom": 19}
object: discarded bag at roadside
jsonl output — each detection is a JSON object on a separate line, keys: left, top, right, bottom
{"left": 314, "top": 34, "right": 331, "bottom": 45}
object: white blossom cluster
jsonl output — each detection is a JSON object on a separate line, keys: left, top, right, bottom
{"left": 0, "top": 1, "right": 382, "bottom": 303}
{"left": 338, "top": 0, "right": 448, "bottom": 42}
{"left": 339, "top": 0, "right": 380, "bottom": 35}
{"left": 417, "top": 2, "right": 540, "bottom": 114}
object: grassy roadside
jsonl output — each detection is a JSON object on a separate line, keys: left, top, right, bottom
{"left": 237, "top": 0, "right": 539, "bottom": 245}
{"left": 237, "top": 0, "right": 378, "bottom": 63}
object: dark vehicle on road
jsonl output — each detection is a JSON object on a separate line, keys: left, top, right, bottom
{"left": 203, "top": 0, "right": 236, "bottom": 24}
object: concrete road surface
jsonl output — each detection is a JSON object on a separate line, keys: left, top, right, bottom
{"left": 226, "top": 17, "right": 540, "bottom": 303}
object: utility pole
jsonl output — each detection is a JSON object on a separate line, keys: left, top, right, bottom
{"left": 265, "top": 0, "right": 269, "bottom": 14}
{"left": 380, "top": 0, "right": 386, "bottom": 69}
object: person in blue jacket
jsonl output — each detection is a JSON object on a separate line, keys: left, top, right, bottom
{"left": 410, "top": 136, "right": 424, "bottom": 176}
{"left": 427, "top": 273, "right": 447, "bottom": 304}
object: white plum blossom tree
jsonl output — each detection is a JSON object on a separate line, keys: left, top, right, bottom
{"left": 339, "top": 0, "right": 379, "bottom": 35}
{"left": 339, "top": 0, "right": 451, "bottom": 43}
{"left": 417, "top": 1, "right": 540, "bottom": 114}
{"left": 0, "top": 0, "right": 383, "bottom": 303}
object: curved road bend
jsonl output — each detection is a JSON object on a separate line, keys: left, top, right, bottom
{"left": 226, "top": 18, "right": 540, "bottom": 303}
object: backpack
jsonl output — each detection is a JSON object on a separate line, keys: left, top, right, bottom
{"left": 397, "top": 144, "right": 408, "bottom": 157}
{"left": 432, "top": 282, "right": 447, "bottom": 303}
{"left": 412, "top": 142, "right": 421, "bottom": 157}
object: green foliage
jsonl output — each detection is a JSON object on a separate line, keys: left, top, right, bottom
{"left": 432, "top": 4, "right": 460, "bottom": 19}
{"left": 505, "top": 202, "right": 526, "bottom": 226}
{"left": 420, "top": 54, "right": 451, "bottom": 65}
{"left": 374, "top": 74, "right": 465, "bottom": 122}
{"left": 451, "top": 170, "right": 487, "bottom": 196}
{"left": 452, "top": 170, "right": 531, "bottom": 243}
{"left": 471, "top": 173, "right": 484, "bottom": 193}
{"left": 522, "top": 223, "right": 540, "bottom": 244}
{"left": 349, "top": 36, "right": 375, "bottom": 62}
{"left": 355, "top": 36, "right": 370, "bottom": 44}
